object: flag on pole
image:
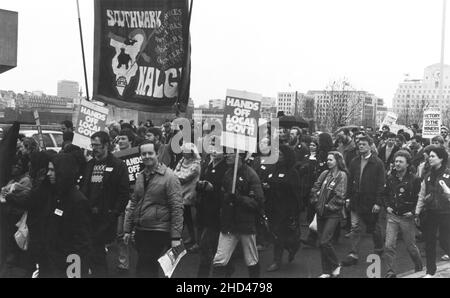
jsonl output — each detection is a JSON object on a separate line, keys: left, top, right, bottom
{"left": 93, "top": 0, "right": 192, "bottom": 113}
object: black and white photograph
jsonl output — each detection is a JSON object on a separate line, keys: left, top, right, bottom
{"left": 1, "top": 0, "right": 450, "bottom": 282}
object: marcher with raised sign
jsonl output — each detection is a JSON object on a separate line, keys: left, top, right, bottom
{"left": 212, "top": 150, "right": 264, "bottom": 278}
{"left": 196, "top": 144, "right": 228, "bottom": 277}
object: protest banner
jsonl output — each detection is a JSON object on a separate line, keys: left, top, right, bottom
{"left": 93, "top": 0, "right": 192, "bottom": 113}
{"left": 222, "top": 89, "right": 262, "bottom": 153}
{"left": 33, "top": 110, "right": 45, "bottom": 150}
{"left": 422, "top": 109, "right": 441, "bottom": 139}
{"left": 380, "top": 112, "right": 398, "bottom": 130}
{"left": 73, "top": 99, "right": 109, "bottom": 150}
{"left": 222, "top": 89, "right": 262, "bottom": 193}
{"left": 114, "top": 147, "right": 144, "bottom": 185}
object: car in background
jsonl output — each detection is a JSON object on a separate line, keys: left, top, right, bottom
{"left": 20, "top": 130, "right": 63, "bottom": 152}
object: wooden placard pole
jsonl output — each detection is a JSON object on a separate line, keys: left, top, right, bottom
{"left": 231, "top": 149, "right": 240, "bottom": 194}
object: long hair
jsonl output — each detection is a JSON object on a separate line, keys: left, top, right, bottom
{"left": 327, "top": 151, "right": 348, "bottom": 174}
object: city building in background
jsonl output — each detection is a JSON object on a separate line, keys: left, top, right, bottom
{"left": 57, "top": 80, "right": 79, "bottom": 99}
{"left": 208, "top": 99, "right": 225, "bottom": 109}
{"left": 393, "top": 63, "right": 450, "bottom": 126}
{"left": 261, "top": 96, "right": 277, "bottom": 120}
{"left": 307, "top": 89, "right": 385, "bottom": 131}
{"left": 277, "top": 91, "right": 301, "bottom": 116}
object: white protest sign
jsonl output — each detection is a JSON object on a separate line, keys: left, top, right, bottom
{"left": 222, "top": 89, "right": 262, "bottom": 153}
{"left": 422, "top": 109, "right": 441, "bottom": 139}
{"left": 380, "top": 112, "right": 398, "bottom": 129}
{"left": 73, "top": 99, "right": 109, "bottom": 150}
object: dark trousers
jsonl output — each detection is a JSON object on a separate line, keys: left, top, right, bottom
{"left": 90, "top": 241, "right": 108, "bottom": 278}
{"left": 184, "top": 205, "right": 197, "bottom": 244}
{"left": 272, "top": 217, "right": 301, "bottom": 263}
{"left": 197, "top": 227, "right": 220, "bottom": 278}
{"left": 423, "top": 212, "right": 450, "bottom": 275}
{"left": 439, "top": 227, "right": 450, "bottom": 255}
{"left": 135, "top": 230, "right": 170, "bottom": 278}
{"left": 317, "top": 216, "right": 340, "bottom": 274}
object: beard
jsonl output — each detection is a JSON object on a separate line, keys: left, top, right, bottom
{"left": 289, "top": 137, "right": 298, "bottom": 146}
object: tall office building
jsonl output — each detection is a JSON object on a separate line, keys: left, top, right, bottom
{"left": 393, "top": 63, "right": 450, "bottom": 125}
{"left": 57, "top": 80, "right": 79, "bottom": 99}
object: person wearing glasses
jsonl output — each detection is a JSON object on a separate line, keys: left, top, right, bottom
{"left": 123, "top": 140, "right": 183, "bottom": 277}
{"left": 80, "top": 131, "right": 130, "bottom": 277}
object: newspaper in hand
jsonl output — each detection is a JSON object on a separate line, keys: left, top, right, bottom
{"left": 158, "top": 243, "right": 186, "bottom": 278}
{"left": 0, "top": 193, "right": 6, "bottom": 203}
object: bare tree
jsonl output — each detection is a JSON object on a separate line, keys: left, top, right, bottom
{"left": 442, "top": 107, "right": 450, "bottom": 129}
{"left": 317, "top": 79, "right": 364, "bottom": 131}
{"left": 397, "top": 97, "right": 430, "bottom": 127}
{"left": 302, "top": 96, "right": 315, "bottom": 120}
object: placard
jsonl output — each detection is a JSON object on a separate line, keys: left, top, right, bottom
{"left": 73, "top": 99, "right": 109, "bottom": 150}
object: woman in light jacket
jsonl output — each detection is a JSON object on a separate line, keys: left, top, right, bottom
{"left": 174, "top": 142, "right": 201, "bottom": 251}
{"left": 311, "top": 151, "right": 348, "bottom": 278}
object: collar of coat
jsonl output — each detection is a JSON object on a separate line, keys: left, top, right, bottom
{"left": 143, "top": 163, "right": 166, "bottom": 176}
{"left": 389, "top": 169, "right": 414, "bottom": 181}
{"left": 356, "top": 153, "right": 376, "bottom": 164}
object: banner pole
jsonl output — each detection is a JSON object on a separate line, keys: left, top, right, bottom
{"left": 76, "top": 0, "right": 90, "bottom": 101}
{"left": 440, "top": 0, "right": 447, "bottom": 104}
{"left": 231, "top": 149, "right": 239, "bottom": 194}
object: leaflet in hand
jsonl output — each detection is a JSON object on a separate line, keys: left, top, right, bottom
{"left": 158, "top": 243, "right": 186, "bottom": 278}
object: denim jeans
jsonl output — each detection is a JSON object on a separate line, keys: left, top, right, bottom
{"left": 317, "top": 216, "right": 340, "bottom": 274}
{"left": 384, "top": 213, "right": 422, "bottom": 274}
{"left": 423, "top": 212, "right": 450, "bottom": 275}
{"left": 350, "top": 211, "right": 384, "bottom": 257}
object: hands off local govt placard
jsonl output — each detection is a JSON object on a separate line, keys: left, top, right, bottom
{"left": 222, "top": 89, "right": 261, "bottom": 153}
{"left": 73, "top": 99, "right": 109, "bottom": 150}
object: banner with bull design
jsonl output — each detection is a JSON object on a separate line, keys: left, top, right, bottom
{"left": 93, "top": 0, "right": 191, "bottom": 113}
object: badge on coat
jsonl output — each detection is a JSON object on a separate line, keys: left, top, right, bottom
{"left": 105, "top": 167, "right": 113, "bottom": 172}
{"left": 54, "top": 209, "right": 64, "bottom": 216}
{"left": 278, "top": 173, "right": 285, "bottom": 178}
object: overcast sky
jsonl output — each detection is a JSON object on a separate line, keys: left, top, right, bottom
{"left": 0, "top": 0, "right": 448, "bottom": 107}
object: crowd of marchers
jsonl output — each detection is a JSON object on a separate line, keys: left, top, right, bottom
{"left": 1, "top": 119, "right": 450, "bottom": 278}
